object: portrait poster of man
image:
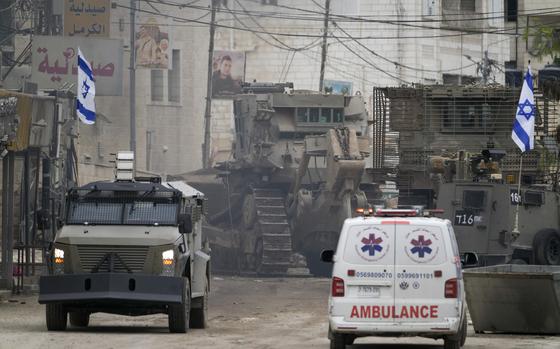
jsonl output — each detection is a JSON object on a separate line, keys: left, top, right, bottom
{"left": 135, "top": 16, "right": 170, "bottom": 69}
{"left": 212, "top": 51, "right": 245, "bottom": 97}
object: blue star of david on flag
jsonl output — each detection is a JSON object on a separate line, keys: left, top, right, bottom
{"left": 511, "top": 66, "right": 534, "bottom": 152}
{"left": 81, "top": 80, "right": 90, "bottom": 99}
{"left": 76, "top": 48, "right": 96, "bottom": 125}
{"left": 517, "top": 99, "right": 534, "bottom": 121}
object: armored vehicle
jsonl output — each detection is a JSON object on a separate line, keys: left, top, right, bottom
{"left": 208, "top": 84, "right": 371, "bottom": 275}
{"left": 38, "top": 152, "right": 210, "bottom": 333}
{"left": 370, "top": 85, "right": 560, "bottom": 266}
{"left": 434, "top": 149, "right": 560, "bottom": 266}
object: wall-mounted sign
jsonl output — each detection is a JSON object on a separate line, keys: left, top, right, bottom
{"left": 64, "top": 0, "right": 110, "bottom": 37}
{"left": 212, "top": 50, "right": 245, "bottom": 98}
{"left": 135, "top": 15, "right": 170, "bottom": 69}
{"left": 32, "top": 35, "right": 123, "bottom": 96}
{"left": 324, "top": 79, "right": 353, "bottom": 95}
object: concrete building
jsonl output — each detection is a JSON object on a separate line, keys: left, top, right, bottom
{"left": 78, "top": 2, "right": 210, "bottom": 181}
{"left": 208, "top": 0, "right": 512, "bottom": 165}
{"left": 505, "top": 0, "right": 560, "bottom": 79}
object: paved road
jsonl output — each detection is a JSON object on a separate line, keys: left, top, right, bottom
{"left": 0, "top": 277, "right": 558, "bottom": 349}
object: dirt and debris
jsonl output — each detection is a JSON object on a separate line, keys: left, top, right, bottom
{"left": 0, "top": 277, "right": 558, "bottom": 349}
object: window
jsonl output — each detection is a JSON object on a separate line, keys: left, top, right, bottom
{"left": 151, "top": 70, "right": 164, "bottom": 101}
{"left": 309, "top": 108, "right": 319, "bottom": 123}
{"left": 295, "top": 108, "right": 344, "bottom": 124}
{"left": 168, "top": 50, "right": 180, "bottom": 102}
{"left": 463, "top": 190, "right": 486, "bottom": 209}
{"left": 320, "top": 108, "right": 331, "bottom": 123}
{"left": 523, "top": 191, "right": 544, "bottom": 206}
{"left": 460, "top": 0, "right": 475, "bottom": 12}
{"left": 423, "top": 0, "right": 436, "bottom": 16}
{"left": 505, "top": 0, "right": 517, "bottom": 22}
{"left": 296, "top": 108, "right": 308, "bottom": 122}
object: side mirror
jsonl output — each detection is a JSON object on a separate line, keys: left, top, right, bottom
{"left": 320, "top": 250, "right": 335, "bottom": 263}
{"left": 461, "top": 252, "right": 479, "bottom": 267}
{"left": 178, "top": 213, "right": 192, "bottom": 234}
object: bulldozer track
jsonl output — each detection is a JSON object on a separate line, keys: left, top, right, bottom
{"left": 251, "top": 188, "right": 293, "bottom": 275}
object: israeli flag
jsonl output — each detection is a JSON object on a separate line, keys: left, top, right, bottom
{"left": 77, "top": 48, "right": 96, "bottom": 124}
{"left": 511, "top": 66, "right": 535, "bottom": 152}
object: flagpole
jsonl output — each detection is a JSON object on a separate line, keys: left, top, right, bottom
{"left": 512, "top": 153, "right": 522, "bottom": 239}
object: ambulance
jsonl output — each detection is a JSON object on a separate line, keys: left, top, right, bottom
{"left": 321, "top": 208, "right": 474, "bottom": 349}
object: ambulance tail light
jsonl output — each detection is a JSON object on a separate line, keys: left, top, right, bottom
{"left": 331, "top": 277, "right": 345, "bottom": 297}
{"left": 445, "top": 278, "right": 458, "bottom": 298}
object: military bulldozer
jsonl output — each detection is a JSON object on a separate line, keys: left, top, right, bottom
{"left": 206, "top": 85, "right": 371, "bottom": 275}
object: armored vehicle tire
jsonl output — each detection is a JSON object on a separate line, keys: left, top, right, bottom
{"left": 190, "top": 280, "right": 208, "bottom": 329}
{"left": 168, "top": 278, "right": 191, "bottom": 333}
{"left": 534, "top": 230, "right": 560, "bottom": 265}
{"left": 46, "top": 303, "right": 67, "bottom": 331}
{"left": 69, "top": 311, "right": 90, "bottom": 327}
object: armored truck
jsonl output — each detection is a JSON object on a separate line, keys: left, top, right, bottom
{"left": 38, "top": 152, "right": 210, "bottom": 333}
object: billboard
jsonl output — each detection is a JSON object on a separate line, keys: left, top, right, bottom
{"left": 64, "top": 0, "right": 110, "bottom": 37}
{"left": 31, "top": 35, "right": 123, "bottom": 96}
{"left": 135, "top": 15, "right": 170, "bottom": 69}
{"left": 212, "top": 51, "right": 245, "bottom": 97}
{"left": 324, "top": 79, "right": 353, "bottom": 95}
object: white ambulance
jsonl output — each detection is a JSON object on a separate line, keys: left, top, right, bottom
{"left": 321, "top": 208, "right": 475, "bottom": 349}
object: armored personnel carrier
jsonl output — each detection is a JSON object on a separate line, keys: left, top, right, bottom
{"left": 208, "top": 84, "right": 371, "bottom": 275}
{"left": 39, "top": 152, "right": 211, "bottom": 332}
{"left": 434, "top": 149, "right": 560, "bottom": 266}
{"left": 370, "top": 85, "right": 560, "bottom": 266}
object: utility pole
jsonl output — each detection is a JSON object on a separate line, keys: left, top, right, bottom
{"left": 202, "top": 0, "right": 218, "bottom": 168}
{"left": 318, "top": 0, "right": 331, "bottom": 92}
{"left": 129, "top": 0, "right": 137, "bottom": 154}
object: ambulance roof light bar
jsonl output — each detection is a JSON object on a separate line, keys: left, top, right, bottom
{"left": 374, "top": 208, "right": 419, "bottom": 217}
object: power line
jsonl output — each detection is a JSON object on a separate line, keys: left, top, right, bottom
{"left": 116, "top": 3, "right": 541, "bottom": 41}
{"left": 131, "top": 0, "right": 558, "bottom": 38}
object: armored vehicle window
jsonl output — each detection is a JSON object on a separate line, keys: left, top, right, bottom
{"left": 295, "top": 107, "right": 344, "bottom": 124}
{"left": 523, "top": 191, "right": 544, "bottom": 206}
{"left": 67, "top": 202, "right": 123, "bottom": 225}
{"left": 124, "top": 202, "right": 178, "bottom": 225}
{"left": 296, "top": 108, "right": 308, "bottom": 122}
{"left": 309, "top": 108, "right": 320, "bottom": 122}
{"left": 320, "top": 108, "right": 331, "bottom": 123}
{"left": 463, "top": 190, "right": 486, "bottom": 209}
{"left": 333, "top": 108, "right": 343, "bottom": 123}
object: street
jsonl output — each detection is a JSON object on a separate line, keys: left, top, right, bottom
{"left": 0, "top": 276, "right": 558, "bottom": 349}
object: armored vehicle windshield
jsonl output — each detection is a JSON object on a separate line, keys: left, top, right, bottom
{"left": 65, "top": 181, "right": 181, "bottom": 226}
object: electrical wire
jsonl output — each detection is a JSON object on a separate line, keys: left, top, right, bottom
{"left": 127, "top": 0, "right": 558, "bottom": 39}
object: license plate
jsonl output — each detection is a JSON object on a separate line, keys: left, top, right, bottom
{"left": 357, "top": 285, "right": 380, "bottom": 297}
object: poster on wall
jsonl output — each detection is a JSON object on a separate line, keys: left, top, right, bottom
{"left": 324, "top": 79, "right": 353, "bottom": 95}
{"left": 64, "top": 0, "right": 110, "bottom": 37}
{"left": 212, "top": 51, "right": 245, "bottom": 97}
{"left": 135, "top": 15, "right": 170, "bottom": 69}
{"left": 31, "top": 35, "right": 123, "bottom": 96}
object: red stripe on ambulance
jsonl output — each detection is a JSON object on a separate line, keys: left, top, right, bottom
{"left": 350, "top": 305, "right": 438, "bottom": 319}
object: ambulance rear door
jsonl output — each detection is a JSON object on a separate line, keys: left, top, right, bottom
{"left": 393, "top": 220, "right": 459, "bottom": 325}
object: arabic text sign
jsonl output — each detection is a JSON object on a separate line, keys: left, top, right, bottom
{"left": 64, "top": 0, "right": 110, "bottom": 37}
{"left": 32, "top": 35, "right": 123, "bottom": 96}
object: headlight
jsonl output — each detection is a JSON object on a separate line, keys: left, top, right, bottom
{"left": 161, "top": 249, "right": 175, "bottom": 276}
{"left": 53, "top": 248, "right": 65, "bottom": 275}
